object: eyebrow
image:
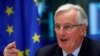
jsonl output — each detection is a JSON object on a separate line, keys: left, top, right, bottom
{"left": 55, "top": 23, "right": 74, "bottom": 25}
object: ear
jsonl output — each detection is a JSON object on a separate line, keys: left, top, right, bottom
{"left": 80, "top": 25, "right": 87, "bottom": 36}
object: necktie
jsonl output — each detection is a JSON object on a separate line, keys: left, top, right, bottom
{"left": 67, "top": 54, "right": 74, "bottom": 56}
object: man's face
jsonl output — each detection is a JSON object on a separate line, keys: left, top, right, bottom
{"left": 55, "top": 9, "right": 86, "bottom": 53}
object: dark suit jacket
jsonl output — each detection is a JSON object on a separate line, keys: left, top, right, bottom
{"left": 35, "top": 38, "right": 100, "bottom": 56}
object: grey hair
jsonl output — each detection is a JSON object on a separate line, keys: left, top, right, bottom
{"left": 55, "top": 3, "right": 88, "bottom": 26}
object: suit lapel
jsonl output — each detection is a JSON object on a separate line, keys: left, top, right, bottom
{"left": 53, "top": 44, "right": 63, "bottom": 56}
{"left": 78, "top": 38, "right": 92, "bottom": 56}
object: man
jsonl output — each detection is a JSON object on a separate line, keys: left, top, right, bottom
{"left": 4, "top": 4, "right": 100, "bottom": 56}
{"left": 35, "top": 4, "right": 100, "bottom": 56}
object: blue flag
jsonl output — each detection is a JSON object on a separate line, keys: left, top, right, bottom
{"left": 0, "top": 0, "right": 41, "bottom": 56}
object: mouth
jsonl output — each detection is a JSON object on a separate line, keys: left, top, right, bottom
{"left": 60, "top": 38, "right": 69, "bottom": 42}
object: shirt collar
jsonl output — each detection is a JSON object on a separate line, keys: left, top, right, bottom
{"left": 62, "top": 44, "right": 82, "bottom": 56}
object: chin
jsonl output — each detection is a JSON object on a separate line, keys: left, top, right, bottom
{"left": 58, "top": 42, "right": 67, "bottom": 49}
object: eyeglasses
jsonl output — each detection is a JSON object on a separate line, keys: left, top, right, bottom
{"left": 55, "top": 24, "right": 82, "bottom": 31}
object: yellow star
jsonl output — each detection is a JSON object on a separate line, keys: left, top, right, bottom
{"left": 18, "top": 50, "right": 24, "bottom": 56}
{"left": 5, "top": 6, "right": 13, "bottom": 16}
{"left": 32, "top": 33, "right": 40, "bottom": 43}
{"left": 6, "top": 25, "right": 13, "bottom": 35}
{"left": 25, "top": 49, "right": 29, "bottom": 56}
{"left": 34, "top": 0, "right": 38, "bottom": 6}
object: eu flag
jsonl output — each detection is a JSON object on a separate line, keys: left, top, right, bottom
{"left": 0, "top": 0, "right": 41, "bottom": 56}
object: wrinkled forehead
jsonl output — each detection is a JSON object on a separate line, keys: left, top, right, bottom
{"left": 54, "top": 9, "right": 78, "bottom": 24}
{"left": 55, "top": 8, "right": 78, "bottom": 18}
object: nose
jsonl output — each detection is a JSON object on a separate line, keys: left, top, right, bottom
{"left": 59, "top": 27, "right": 66, "bottom": 35}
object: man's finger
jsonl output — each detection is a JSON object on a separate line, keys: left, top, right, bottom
{"left": 6, "top": 42, "right": 16, "bottom": 49}
{"left": 4, "top": 48, "right": 18, "bottom": 54}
